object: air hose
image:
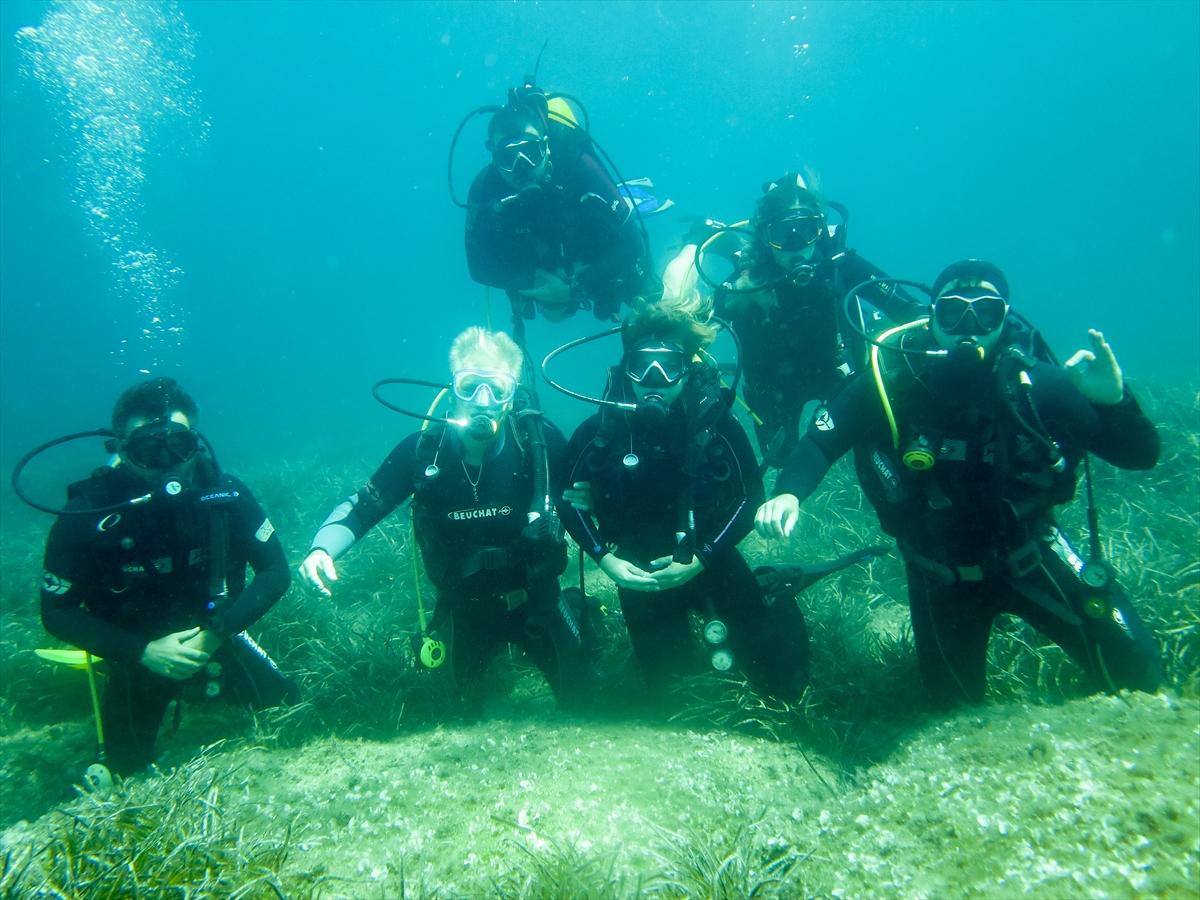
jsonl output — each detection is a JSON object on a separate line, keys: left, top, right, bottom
{"left": 870, "top": 318, "right": 932, "bottom": 450}
{"left": 413, "top": 390, "right": 448, "bottom": 669}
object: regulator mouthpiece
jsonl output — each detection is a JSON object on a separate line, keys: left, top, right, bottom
{"left": 159, "top": 473, "right": 187, "bottom": 500}
{"left": 465, "top": 414, "right": 501, "bottom": 440}
{"left": 420, "top": 636, "right": 446, "bottom": 668}
{"left": 83, "top": 763, "right": 113, "bottom": 792}
{"left": 788, "top": 259, "right": 817, "bottom": 286}
{"left": 634, "top": 395, "right": 669, "bottom": 426}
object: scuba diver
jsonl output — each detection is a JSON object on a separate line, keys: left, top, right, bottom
{"left": 755, "top": 260, "right": 1164, "bottom": 709}
{"left": 669, "top": 173, "right": 923, "bottom": 461}
{"left": 458, "top": 74, "right": 652, "bottom": 324}
{"left": 31, "top": 378, "right": 295, "bottom": 778}
{"left": 557, "top": 293, "right": 811, "bottom": 701}
{"left": 298, "top": 328, "right": 590, "bottom": 710}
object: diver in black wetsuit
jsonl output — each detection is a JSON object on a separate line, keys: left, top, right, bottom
{"left": 560, "top": 295, "right": 810, "bottom": 701}
{"left": 756, "top": 261, "right": 1164, "bottom": 709}
{"left": 464, "top": 86, "right": 648, "bottom": 323}
{"left": 669, "top": 173, "right": 923, "bottom": 460}
{"left": 39, "top": 378, "right": 294, "bottom": 776}
{"left": 298, "top": 328, "right": 588, "bottom": 709}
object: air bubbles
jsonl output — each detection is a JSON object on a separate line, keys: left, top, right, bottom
{"left": 17, "top": 1, "right": 206, "bottom": 366}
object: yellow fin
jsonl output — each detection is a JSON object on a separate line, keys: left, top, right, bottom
{"left": 35, "top": 648, "right": 98, "bottom": 669}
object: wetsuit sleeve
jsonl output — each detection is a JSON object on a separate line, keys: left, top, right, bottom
{"left": 558, "top": 415, "right": 608, "bottom": 562}
{"left": 572, "top": 153, "right": 645, "bottom": 320}
{"left": 465, "top": 167, "right": 527, "bottom": 293}
{"left": 774, "top": 373, "right": 884, "bottom": 501}
{"left": 40, "top": 504, "right": 151, "bottom": 664}
{"left": 838, "top": 250, "right": 925, "bottom": 324}
{"left": 1032, "top": 365, "right": 1160, "bottom": 470}
{"left": 213, "top": 481, "right": 290, "bottom": 638}
{"left": 310, "top": 434, "right": 421, "bottom": 559}
{"left": 695, "top": 415, "right": 765, "bottom": 567}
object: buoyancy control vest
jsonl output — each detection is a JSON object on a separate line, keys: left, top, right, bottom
{"left": 64, "top": 454, "right": 243, "bottom": 631}
{"left": 589, "top": 358, "right": 737, "bottom": 563}
{"left": 856, "top": 321, "right": 1073, "bottom": 562}
{"left": 409, "top": 396, "right": 567, "bottom": 594}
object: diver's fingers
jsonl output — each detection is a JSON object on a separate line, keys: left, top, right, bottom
{"left": 298, "top": 558, "right": 323, "bottom": 596}
{"left": 319, "top": 554, "right": 338, "bottom": 583}
{"left": 756, "top": 496, "right": 798, "bottom": 539}
{"left": 1065, "top": 349, "right": 1094, "bottom": 368}
{"left": 173, "top": 626, "right": 203, "bottom": 641}
{"left": 177, "top": 647, "right": 210, "bottom": 664}
{"left": 619, "top": 563, "right": 659, "bottom": 588}
{"left": 754, "top": 504, "right": 772, "bottom": 537}
{"left": 1089, "top": 329, "right": 1117, "bottom": 365}
{"left": 1064, "top": 349, "right": 1094, "bottom": 383}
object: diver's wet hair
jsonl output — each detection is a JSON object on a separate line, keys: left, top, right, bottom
{"left": 622, "top": 293, "right": 719, "bottom": 356}
{"left": 486, "top": 103, "right": 544, "bottom": 148}
{"left": 111, "top": 377, "right": 199, "bottom": 437}
{"left": 450, "top": 327, "right": 524, "bottom": 379}
{"left": 753, "top": 171, "right": 823, "bottom": 231}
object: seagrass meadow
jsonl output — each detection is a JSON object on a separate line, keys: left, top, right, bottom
{"left": 1, "top": 383, "right": 1196, "bottom": 899}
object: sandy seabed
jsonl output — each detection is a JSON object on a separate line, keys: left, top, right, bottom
{"left": 5, "top": 690, "right": 1195, "bottom": 898}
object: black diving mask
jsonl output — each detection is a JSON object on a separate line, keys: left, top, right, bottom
{"left": 118, "top": 420, "right": 199, "bottom": 470}
{"left": 933, "top": 292, "right": 1009, "bottom": 336}
{"left": 493, "top": 136, "right": 549, "bottom": 173}
{"left": 624, "top": 343, "right": 687, "bottom": 388}
{"left": 765, "top": 211, "right": 824, "bottom": 251}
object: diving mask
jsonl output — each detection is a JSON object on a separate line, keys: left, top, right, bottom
{"left": 493, "top": 137, "right": 549, "bottom": 173}
{"left": 933, "top": 292, "right": 1009, "bottom": 336}
{"left": 120, "top": 420, "right": 199, "bottom": 470}
{"left": 765, "top": 211, "right": 824, "bottom": 252}
{"left": 452, "top": 369, "right": 517, "bottom": 407}
{"left": 624, "top": 343, "right": 688, "bottom": 388}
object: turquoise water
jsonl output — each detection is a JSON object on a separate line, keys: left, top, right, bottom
{"left": 0, "top": 3, "right": 1197, "bottom": 896}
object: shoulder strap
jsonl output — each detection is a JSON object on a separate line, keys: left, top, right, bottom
{"left": 594, "top": 365, "right": 631, "bottom": 449}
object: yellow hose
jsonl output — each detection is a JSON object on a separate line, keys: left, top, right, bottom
{"left": 84, "top": 651, "right": 105, "bottom": 752}
{"left": 413, "top": 388, "right": 449, "bottom": 631}
{"left": 871, "top": 318, "right": 930, "bottom": 450}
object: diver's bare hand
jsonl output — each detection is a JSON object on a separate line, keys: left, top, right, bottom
{"left": 1065, "top": 329, "right": 1124, "bottom": 405}
{"left": 299, "top": 549, "right": 338, "bottom": 598}
{"left": 649, "top": 555, "right": 704, "bottom": 589}
{"left": 141, "top": 627, "right": 209, "bottom": 680}
{"left": 181, "top": 629, "right": 222, "bottom": 655}
{"left": 521, "top": 269, "right": 572, "bottom": 306}
{"left": 598, "top": 553, "right": 659, "bottom": 591}
{"left": 755, "top": 494, "right": 801, "bottom": 539}
{"left": 562, "top": 481, "right": 595, "bottom": 513}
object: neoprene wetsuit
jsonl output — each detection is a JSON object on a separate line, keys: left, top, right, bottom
{"left": 717, "top": 239, "right": 923, "bottom": 458}
{"left": 773, "top": 328, "right": 1164, "bottom": 708}
{"left": 310, "top": 419, "right": 589, "bottom": 708}
{"left": 465, "top": 150, "right": 648, "bottom": 321}
{"left": 40, "top": 466, "right": 292, "bottom": 775}
{"left": 562, "top": 399, "right": 810, "bottom": 699}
